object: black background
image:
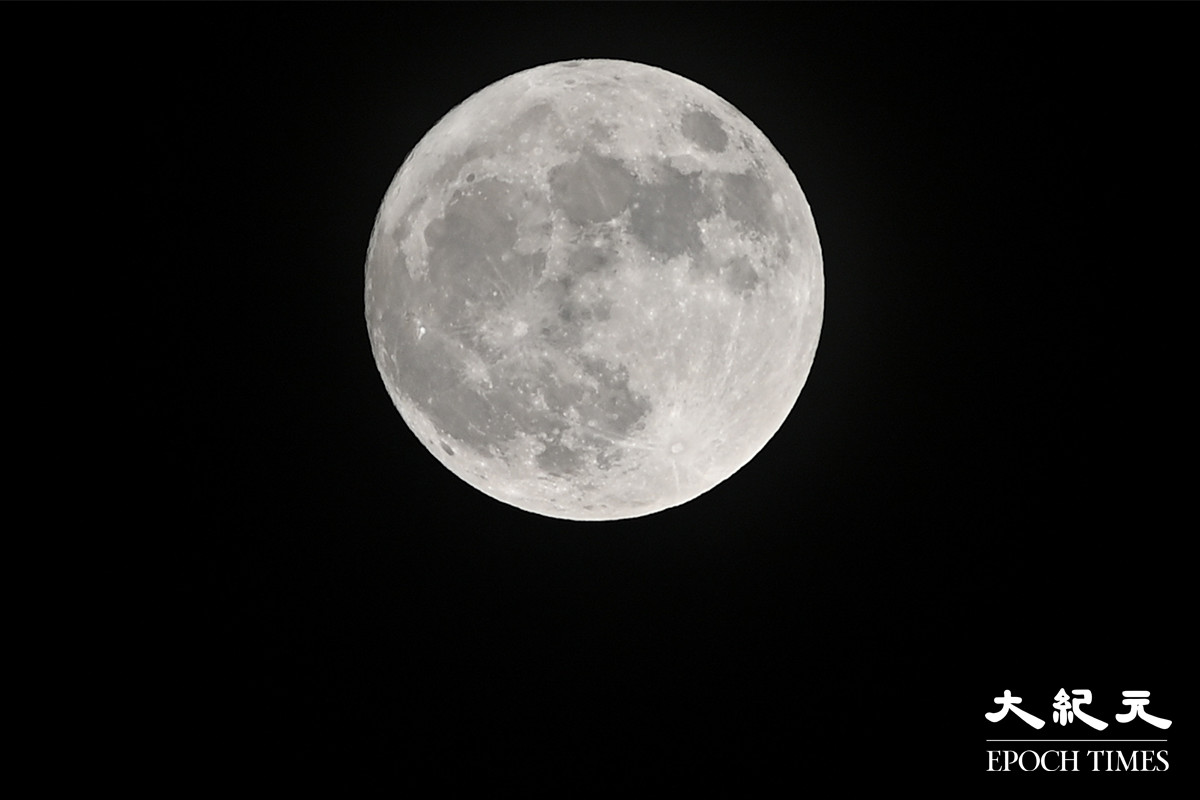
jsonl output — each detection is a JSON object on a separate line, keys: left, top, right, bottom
{"left": 118, "top": 1, "right": 1188, "bottom": 788}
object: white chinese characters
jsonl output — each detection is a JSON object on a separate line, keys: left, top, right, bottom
{"left": 1116, "top": 691, "right": 1172, "bottom": 730}
{"left": 985, "top": 690, "right": 1045, "bottom": 729}
{"left": 1052, "top": 688, "right": 1108, "bottom": 730}
{"left": 987, "top": 690, "right": 1170, "bottom": 730}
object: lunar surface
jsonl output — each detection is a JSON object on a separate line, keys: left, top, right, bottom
{"left": 365, "top": 60, "right": 823, "bottom": 521}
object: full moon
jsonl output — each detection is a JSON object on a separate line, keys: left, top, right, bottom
{"left": 365, "top": 60, "right": 823, "bottom": 521}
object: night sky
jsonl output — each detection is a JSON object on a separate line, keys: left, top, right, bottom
{"left": 121, "top": 2, "right": 1187, "bottom": 787}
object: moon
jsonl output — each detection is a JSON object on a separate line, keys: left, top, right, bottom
{"left": 365, "top": 59, "right": 822, "bottom": 521}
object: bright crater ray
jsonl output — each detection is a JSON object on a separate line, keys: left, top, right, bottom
{"left": 365, "top": 60, "right": 823, "bottom": 521}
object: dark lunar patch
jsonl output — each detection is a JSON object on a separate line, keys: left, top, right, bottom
{"left": 723, "top": 255, "right": 761, "bottom": 295}
{"left": 423, "top": 178, "right": 545, "bottom": 328}
{"left": 535, "top": 277, "right": 582, "bottom": 350}
{"left": 680, "top": 109, "right": 728, "bottom": 153}
{"left": 558, "top": 292, "right": 612, "bottom": 327}
{"left": 397, "top": 187, "right": 650, "bottom": 476}
{"left": 548, "top": 151, "right": 637, "bottom": 226}
{"left": 426, "top": 146, "right": 482, "bottom": 197}
{"left": 536, "top": 270, "right": 613, "bottom": 350}
{"left": 594, "top": 446, "right": 619, "bottom": 471}
{"left": 388, "top": 329, "right": 519, "bottom": 457}
{"left": 535, "top": 363, "right": 587, "bottom": 415}
{"left": 568, "top": 244, "right": 617, "bottom": 274}
{"left": 522, "top": 356, "right": 652, "bottom": 477}
{"left": 629, "top": 165, "right": 719, "bottom": 258}
{"left": 588, "top": 121, "right": 615, "bottom": 143}
{"left": 536, "top": 440, "right": 586, "bottom": 477}
{"left": 582, "top": 297, "right": 612, "bottom": 323}
{"left": 577, "top": 358, "right": 652, "bottom": 435}
{"left": 506, "top": 103, "right": 556, "bottom": 142}
{"left": 538, "top": 323, "right": 578, "bottom": 352}
{"left": 712, "top": 168, "right": 793, "bottom": 265}
{"left": 395, "top": 338, "right": 651, "bottom": 478}
{"left": 690, "top": 251, "right": 761, "bottom": 297}
{"left": 715, "top": 169, "right": 775, "bottom": 234}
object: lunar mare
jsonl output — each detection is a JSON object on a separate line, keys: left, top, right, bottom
{"left": 365, "top": 60, "right": 822, "bottom": 521}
